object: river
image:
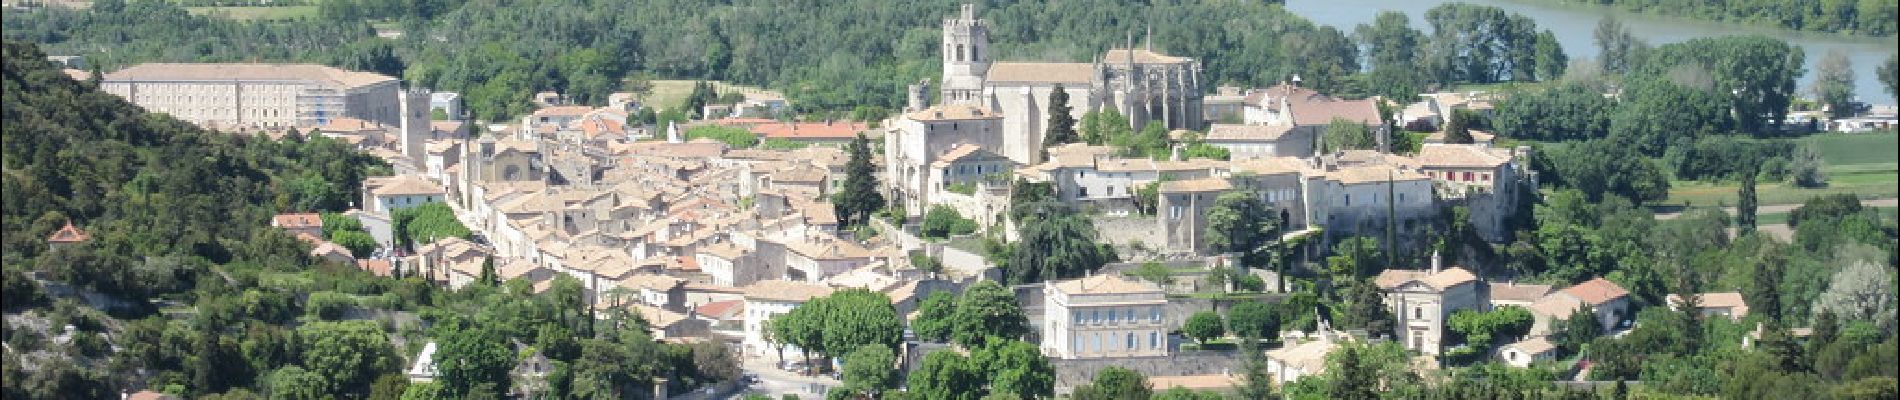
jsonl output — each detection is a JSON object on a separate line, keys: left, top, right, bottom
{"left": 1286, "top": 0, "right": 1900, "bottom": 106}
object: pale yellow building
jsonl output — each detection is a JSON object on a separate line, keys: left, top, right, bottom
{"left": 102, "top": 63, "right": 401, "bottom": 129}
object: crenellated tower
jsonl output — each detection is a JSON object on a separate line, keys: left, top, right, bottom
{"left": 940, "top": 3, "right": 990, "bottom": 106}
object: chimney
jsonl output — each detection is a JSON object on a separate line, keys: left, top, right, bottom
{"left": 1430, "top": 249, "right": 1442, "bottom": 274}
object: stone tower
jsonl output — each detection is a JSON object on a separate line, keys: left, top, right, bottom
{"left": 940, "top": 3, "right": 990, "bottom": 106}
{"left": 398, "top": 87, "right": 431, "bottom": 169}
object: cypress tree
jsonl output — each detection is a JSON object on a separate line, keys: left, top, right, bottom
{"left": 1042, "top": 85, "right": 1078, "bottom": 147}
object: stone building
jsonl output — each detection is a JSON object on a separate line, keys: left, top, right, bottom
{"left": 102, "top": 63, "right": 401, "bottom": 129}
{"left": 1041, "top": 274, "right": 1170, "bottom": 359}
{"left": 1373, "top": 256, "right": 1482, "bottom": 356}
{"left": 933, "top": 3, "right": 1204, "bottom": 165}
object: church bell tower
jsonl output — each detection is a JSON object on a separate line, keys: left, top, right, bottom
{"left": 940, "top": 3, "right": 990, "bottom": 106}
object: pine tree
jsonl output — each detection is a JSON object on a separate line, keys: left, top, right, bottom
{"left": 479, "top": 255, "right": 497, "bottom": 286}
{"left": 832, "top": 132, "right": 884, "bottom": 228}
{"left": 1444, "top": 110, "right": 1475, "bottom": 144}
{"left": 1042, "top": 85, "right": 1078, "bottom": 147}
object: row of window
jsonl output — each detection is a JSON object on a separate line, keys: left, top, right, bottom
{"left": 1430, "top": 170, "right": 1492, "bottom": 183}
{"left": 1072, "top": 306, "right": 1163, "bottom": 325}
{"left": 1071, "top": 331, "right": 1162, "bottom": 354}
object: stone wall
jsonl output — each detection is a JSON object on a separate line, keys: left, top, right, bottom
{"left": 1051, "top": 351, "right": 1242, "bottom": 394}
{"left": 1092, "top": 215, "right": 1163, "bottom": 256}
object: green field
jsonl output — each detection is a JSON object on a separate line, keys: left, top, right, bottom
{"left": 1665, "top": 131, "right": 1898, "bottom": 206}
{"left": 186, "top": 5, "right": 319, "bottom": 20}
{"left": 634, "top": 80, "right": 777, "bottom": 112}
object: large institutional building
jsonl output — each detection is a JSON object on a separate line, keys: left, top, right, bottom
{"left": 888, "top": 4, "right": 1205, "bottom": 214}
{"left": 102, "top": 63, "right": 403, "bottom": 129}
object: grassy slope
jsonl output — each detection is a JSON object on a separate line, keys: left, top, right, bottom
{"left": 184, "top": 5, "right": 319, "bottom": 21}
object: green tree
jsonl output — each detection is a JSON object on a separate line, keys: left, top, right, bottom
{"left": 1006, "top": 206, "right": 1110, "bottom": 284}
{"left": 1880, "top": 53, "right": 1898, "bottom": 101}
{"left": 1532, "top": 30, "right": 1567, "bottom": 81}
{"left": 433, "top": 321, "right": 515, "bottom": 397}
{"left": 817, "top": 289, "right": 905, "bottom": 360}
{"left": 908, "top": 350, "right": 982, "bottom": 400}
{"left": 1489, "top": 83, "right": 1612, "bottom": 142}
{"left": 1553, "top": 307, "right": 1602, "bottom": 355}
{"left": 1128, "top": 262, "right": 1174, "bottom": 286}
{"left": 1339, "top": 278, "right": 1394, "bottom": 337}
{"left": 1080, "top": 109, "right": 1133, "bottom": 146}
{"left": 331, "top": 230, "right": 378, "bottom": 258}
{"left": 1634, "top": 36, "right": 1804, "bottom": 134}
{"left": 1446, "top": 307, "right": 1534, "bottom": 348}
{"left": 393, "top": 203, "right": 472, "bottom": 249}
{"left": 1070, "top": 366, "right": 1151, "bottom": 400}
{"left": 832, "top": 133, "right": 885, "bottom": 229}
{"left": 683, "top": 125, "right": 759, "bottom": 148}
{"left": 841, "top": 344, "right": 896, "bottom": 397}
{"left": 1737, "top": 170, "right": 1758, "bottom": 233}
{"left": 1322, "top": 118, "right": 1375, "bottom": 153}
{"left": 1324, "top": 344, "right": 1378, "bottom": 400}
{"left": 1442, "top": 108, "right": 1475, "bottom": 144}
{"left": 1204, "top": 191, "right": 1279, "bottom": 264}
{"left": 299, "top": 320, "right": 399, "bottom": 397}
{"left": 1182, "top": 311, "right": 1225, "bottom": 344}
{"left": 951, "top": 281, "right": 1030, "bottom": 348}
{"left": 266, "top": 366, "right": 329, "bottom": 400}
{"left": 1594, "top": 16, "right": 1645, "bottom": 74}
{"left": 1043, "top": 85, "right": 1078, "bottom": 147}
{"left": 970, "top": 339, "right": 1055, "bottom": 399}
{"left": 910, "top": 291, "right": 956, "bottom": 343}
{"left": 1355, "top": 11, "right": 1426, "bottom": 101}
{"left": 920, "top": 205, "right": 978, "bottom": 239}
{"left": 1226, "top": 301, "right": 1280, "bottom": 340}
{"left": 1814, "top": 49, "right": 1858, "bottom": 119}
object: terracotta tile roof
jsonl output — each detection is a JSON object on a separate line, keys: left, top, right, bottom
{"left": 699, "top": 242, "right": 750, "bottom": 260}
{"left": 1527, "top": 293, "right": 1586, "bottom": 318}
{"left": 496, "top": 259, "right": 546, "bottom": 281}
{"left": 1561, "top": 277, "right": 1629, "bottom": 305}
{"left": 694, "top": 299, "right": 745, "bottom": 320}
{"left": 618, "top": 274, "right": 685, "bottom": 291}
{"left": 742, "top": 280, "right": 836, "bottom": 302}
{"left": 532, "top": 105, "right": 594, "bottom": 118}
{"left": 1103, "top": 48, "right": 1192, "bottom": 64}
{"left": 620, "top": 142, "right": 727, "bottom": 159}
{"left": 579, "top": 117, "right": 626, "bottom": 139}
{"left": 369, "top": 175, "right": 445, "bottom": 197}
{"left": 1291, "top": 97, "right": 1382, "bottom": 126}
{"left": 106, "top": 63, "right": 395, "bottom": 88}
{"left": 1158, "top": 177, "right": 1231, "bottom": 193}
{"left": 62, "top": 68, "right": 90, "bottom": 81}
{"left": 750, "top": 121, "right": 869, "bottom": 140}
{"left": 907, "top": 104, "right": 1001, "bottom": 121}
{"left": 783, "top": 236, "right": 873, "bottom": 260}
{"left": 47, "top": 222, "right": 89, "bottom": 243}
{"left": 1488, "top": 282, "right": 1553, "bottom": 304}
{"left": 930, "top": 144, "right": 1010, "bottom": 168}
{"left": 1503, "top": 336, "right": 1556, "bottom": 355}
{"left": 986, "top": 62, "right": 1096, "bottom": 84}
{"left": 273, "top": 213, "right": 323, "bottom": 230}
{"left": 1323, "top": 165, "right": 1429, "bottom": 185}
{"left": 1423, "top": 129, "right": 1496, "bottom": 143}
{"left": 126, "top": 391, "right": 182, "bottom": 400}
{"left": 1374, "top": 267, "right": 1477, "bottom": 291}
{"left": 1204, "top": 124, "right": 1296, "bottom": 141}
{"left": 358, "top": 259, "right": 393, "bottom": 277}
{"left": 1053, "top": 274, "right": 1162, "bottom": 295}
{"left": 1666, "top": 292, "right": 1749, "bottom": 316}
{"left": 1414, "top": 145, "right": 1510, "bottom": 169}
{"left": 1228, "top": 157, "right": 1310, "bottom": 176}
{"left": 316, "top": 117, "right": 384, "bottom": 133}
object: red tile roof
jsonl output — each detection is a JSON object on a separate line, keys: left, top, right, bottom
{"left": 749, "top": 121, "right": 869, "bottom": 140}
{"left": 694, "top": 299, "right": 745, "bottom": 320}
{"left": 273, "top": 213, "right": 323, "bottom": 229}
{"left": 1562, "top": 277, "right": 1630, "bottom": 305}
{"left": 47, "top": 222, "right": 89, "bottom": 243}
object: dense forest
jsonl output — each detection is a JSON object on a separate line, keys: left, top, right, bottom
{"left": 1, "top": 40, "right": 733, "bottom": 399}
{"left": 1546, "top": 0, "right": 1899, "bottom": 36}
{"left": 2, "top": 0, "right": 1569, "bottom": 122}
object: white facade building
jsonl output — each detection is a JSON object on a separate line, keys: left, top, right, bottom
{"left": 1041, "top": 274, "right": 1170, "bottom": 359}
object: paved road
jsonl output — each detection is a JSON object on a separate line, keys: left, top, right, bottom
{"left": 735, "top": 354, "right": 840, "bottom": 399}
{"left": 1653, "top": 197, "right": 1896, "bottom": 220}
